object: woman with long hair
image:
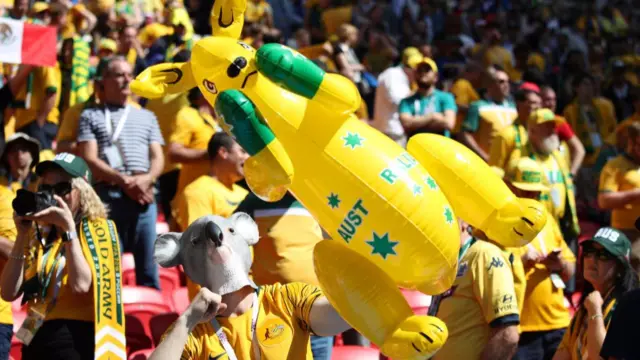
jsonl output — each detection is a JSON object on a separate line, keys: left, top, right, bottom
{"left": 0, "top": 153, "right": 124, "bottom": 360}
{"left": 553, "top": 227, "right": 639, "bottom": 360}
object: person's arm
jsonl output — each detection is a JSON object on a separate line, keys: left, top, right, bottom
{"left": 585, "top": 292, "right": 607, "bottom": 360}
{"left": 0, "top": 226, "right": 29, "bottom": 301}
{"left": 398, "top": 98, "right": 446, "bottom": 133}
{"left": 566, "top": 135, "right": 586, "bottom": 176}
{"left": 335, "top": 52, "right": 356, "bottom": 82}
{"left": 77, "top": 140, "right": 129, "bottom": 186}
{"left": 598, "top": 162, "right": 640, "bottom": 209}
{"left": 74, "top": 5, "right": 98, "bottom": 34}
{"left": 35, "top": 67, "right": 58, "bottom": 127}
{"left": 6, "top": 65, "right": 35, "bottom": 100}
{"left": 149, "top": 288, "right": 222, "bottom": 360}
{"left": 146, "top": 142, "right": 164, "bottom": 183}
{"left": 169, "top": 143, "right": 208, "bottom": 163}
{"left": 481, "top": 324, "right": 519, "bottom": 360}
{"left": 308, "top": 296, "right": 351, "bottom": 336}
{"left": 61, "top": 218, "right": 92, "bottom": 294}
{"left": 0, "top": 237, "right": 13, "bottom": 260}
{"left": 460, "top": 103, "right": 489, "bottom": 161}
{"left": 474, "top": 247, "right": 520, "bottom": 360}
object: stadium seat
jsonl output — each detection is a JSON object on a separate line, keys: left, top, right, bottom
{"left": 125, "top": 314, "right": 154, "bottom": 355}
{"left": 158, "top": 267, "right": 182, "bottom": 304}
{"left": 123, "top": 286, "right": 173, "bottom": 349}
{"left": 122, "top": 253, "right": 136, "bottom": 285}
{"left": 172, "top": 287, "right": 190, "bottom": 314}
{"left": 149, "top": 312, "right": 179, "bottom": 346}
{"left": 331, "top": 345, "right": 380, "bottom": 359}
{"left": 10, "top": 336, "right": 21, "bottom": 360}
{"left": 128, "top": 348, "right": 154, "bottom": 360}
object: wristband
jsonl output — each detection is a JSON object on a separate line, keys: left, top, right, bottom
{"left": 9, "top": 254, "right": 26, "bottom": 260}
{"left": 590, "top": 313, "right": 603, "bottom": 321}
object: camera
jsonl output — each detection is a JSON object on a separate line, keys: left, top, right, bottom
{"left": 12, "top": 189, "right": 57, "bottom": 216}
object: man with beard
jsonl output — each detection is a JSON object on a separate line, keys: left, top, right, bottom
{"left": 398, "top": 58, "right": 457, "bottom": 139}
{"left": 489, "top": 85, "right": 542, "bottom": 171}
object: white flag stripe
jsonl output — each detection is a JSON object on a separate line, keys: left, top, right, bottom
{"left": 0, "top": 18, "right": 24, "bottom": 64}
{"left": 95, "top": 326, "right": 126, "bottom": 346}
{"left": 95, "top": 342, "right": 127, "bottom": 360}
{"left": 254, "top": 208, "right": 313, "bottom": 218}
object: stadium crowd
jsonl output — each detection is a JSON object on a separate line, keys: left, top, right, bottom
{"left": 0, "top": 0, "right": 639, "bottom": 359}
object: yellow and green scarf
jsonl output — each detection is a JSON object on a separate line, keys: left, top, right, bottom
{"left": 69, "top": 37, "right": 92, "bottom": 107}
{"left": 23, "top": 218, "right": 125, "bottom": 360}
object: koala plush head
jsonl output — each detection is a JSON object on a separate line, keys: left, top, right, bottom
{"left": 154, "top": 213, "right": 259, "bottom": 295}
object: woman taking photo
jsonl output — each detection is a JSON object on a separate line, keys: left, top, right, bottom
{"left": 553, "top": 227, "right": 639, "bottom": 360}
{"left": 0, "top": 153, "right": 125, "bottom": 360}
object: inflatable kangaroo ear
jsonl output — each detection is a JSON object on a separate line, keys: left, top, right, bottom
{"left": 154, "top": 232, "right": 183, "bottom": 268}
{"left": 230, "top": 212, "right": 259, "bottom": 246}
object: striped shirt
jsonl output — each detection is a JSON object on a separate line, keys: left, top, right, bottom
{"left": 77, "top": 104, "right": 164, "bottom": 174}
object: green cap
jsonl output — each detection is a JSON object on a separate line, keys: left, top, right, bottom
{"left": 35, "top": 152, "right": 92, "bottom": 184}
{"left": 582, "top": 227, "right": 632, "bottom": 265}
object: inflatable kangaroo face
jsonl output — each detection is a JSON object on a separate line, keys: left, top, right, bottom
{"left": 154, "top": 213, "right": 259, "bottom": 295}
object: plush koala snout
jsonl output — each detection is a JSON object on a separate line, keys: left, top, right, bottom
{"left": 206, "top": 221, "right": 224, "bottom": 247}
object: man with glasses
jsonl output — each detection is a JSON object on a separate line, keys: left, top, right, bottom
{"left": 77, "top": 56, "right": 164, "bottom": 289}
{"left": 461, "top": 65, "right": 517, "bottom": 162}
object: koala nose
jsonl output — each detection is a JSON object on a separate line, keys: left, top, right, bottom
{"left": 205, "top": 221, "right": 224, "bottom": 247}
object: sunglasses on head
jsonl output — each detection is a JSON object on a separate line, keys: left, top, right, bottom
{"left": 38, "top": 182, "right": 72, "bottom": 197}
{"left": 582, "top": 244, "right": 615, "bottom": 261}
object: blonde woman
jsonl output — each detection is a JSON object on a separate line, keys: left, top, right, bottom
{"left": 0, "top": 153, "right": 124, "bottom": 360}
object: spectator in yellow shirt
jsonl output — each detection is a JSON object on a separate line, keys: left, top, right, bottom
{"left": 0, "top": 185, "right": 17, "bottom": 359}
{"left": 598, "top": 122, "right": 640, "bottom": 273}
{"left": 460, "top": 65, "right": 517, "bottom": 161}
{"left": 489, "top": 86, "right": 542, "bottom": 171}
{"left": 505, "top": 158, "right": 576, "bottom": 360}
{"left": 471, "top": 22, "right": 515, "bottom": 74}
{"left": 563, "top": 73, "right": 617, "bottom": 167}
{"left": 173, "top": 132, "right": 249, "bottom": 232}
{"left": 169, "top": 87, "right": 220, "bottom": 194}
{"left": 0, "top": 133, "right": 40, "bottom": 195}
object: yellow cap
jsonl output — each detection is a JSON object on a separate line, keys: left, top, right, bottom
{"left": 507, "top": 158, "right": 550, "bottom": 192}
{"left": 528, "top": 108, "right": 562, "bottom": 127}
{"left": 402, "top": 47, "right": 422, "bottom": 69}
{"left": 415, "top": 57, "right": 439, "bottom": 73}
{"left": 99, "top": 39, "right": 117, "bottom": 52}
{"left": 31, "top": 1, "right": 49, "bottom": 13}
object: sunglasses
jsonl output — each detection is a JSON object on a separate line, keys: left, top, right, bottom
{"left": 38, "top": 182, "right": 72, "bottom": 197}
{"left": 582, "top": 245, "right": 615, "bottom": 261}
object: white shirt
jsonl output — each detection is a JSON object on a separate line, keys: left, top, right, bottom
{"left": 372, "top": 66, "right": 412, "bottom": 143}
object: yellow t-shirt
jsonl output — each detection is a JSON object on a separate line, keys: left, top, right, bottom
{"left": 12, "top": 65, "right": 61, "bottom": 129}
{"left": 432, "top": 239, "right": 520, "bottom": 360}
{"left": 170, "top": 106, "right": 220, "bottom": 192}
{"left": 462, "top": 98, "right": 518, "bottom": 155}
{"left": 557, "top": 290, "right": 619, "bottom": 360}
{"left": 563, "top": 98, "right": 617, "bottom": 166}
{"left": 0, "top": 186, "right": 16, "bottom": 325}
{"left": 245, "top": 0, "right": 272, "bottom": 23}
{"left": 450, "top": 78, "right": 480, "bottom": 134}
{"left": 178, "top": 176, "right": 248, "bottom": 300}
{"left": 532, "top": 153, "right": 568, "bottom": 222}
{"left": 174, "top": 175, "right": 248, "bottom": 232}
{"left": 145, "top": 93, "right": 190, "bottom": 175}
{"left": 235, "top": 193, "right": 324, "bottom": 287}
{"left": 509, "top": 213, "right": 575, "bottom": 332}
{"left": 170, "top": 283, "right": 322, "bottom": 360}
{"left": 599, "top": 154, "right": 640, "bottom": 230}
{"left": 488, "top": 123, "right": 528, "bottom": 171}
{"left": 0, "top": 173, "right": 38, "bottom": 196}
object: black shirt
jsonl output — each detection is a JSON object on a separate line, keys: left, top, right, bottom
{"left": 0, "top": 85, "right": 13, "bottom": 156}
{"left": 600, "top": 288, "right": 640, "bottom": 360}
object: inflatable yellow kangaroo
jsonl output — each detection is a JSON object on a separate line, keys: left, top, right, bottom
{"left": 131, "top": 0, "right": 546, "bottom": 357}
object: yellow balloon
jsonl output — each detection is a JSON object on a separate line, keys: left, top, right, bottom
{"left": 130, "top": 0, "right": 547, "bottom": 357}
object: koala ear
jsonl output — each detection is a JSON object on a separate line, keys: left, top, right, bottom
{"left": 154, "top": 232, "right": 183, "bottom": 268}
{"left": 230, "top": 212, "right": 259, "bottom": 246}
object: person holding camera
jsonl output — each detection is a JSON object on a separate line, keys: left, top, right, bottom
{"left": 0, "top": 152, "right": 125, "bottom": 360}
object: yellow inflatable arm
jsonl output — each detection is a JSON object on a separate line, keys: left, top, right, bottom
{"left": 210, "top": 0, "right": 247, "bottom": 39}
{"left": 130, "top": 62, "right": 196, "bottom": 99}
{"left": 407, "top": 134, "right": 547, "bottom": 247}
